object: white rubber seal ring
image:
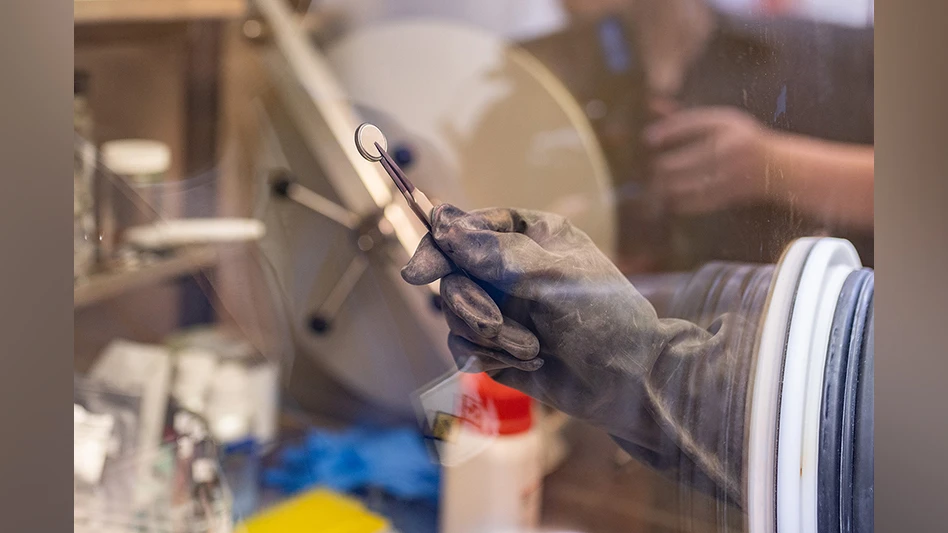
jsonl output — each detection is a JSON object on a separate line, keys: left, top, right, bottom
{"left": 748, "top": 237, "right": 816, "bottom": 533}
{"left": 777, "top": 238, "right": 860, "bottom": 533}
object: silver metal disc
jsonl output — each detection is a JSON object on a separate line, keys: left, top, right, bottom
{"left": 354, "top": 122, "right": 387, "bottom": 162}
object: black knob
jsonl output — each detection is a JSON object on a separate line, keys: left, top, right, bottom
{"left": 308, "top": 315, "right": 331, "bottom": 334}
{"left": 270, "top": 169, "right": 294, "bottom": 198}
{"left": 393, "top": 145, "right": 414, "bottom": 169}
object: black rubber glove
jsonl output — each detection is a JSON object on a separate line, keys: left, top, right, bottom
{"left": 402, "top": 204, "right": 751, "bottom": 503}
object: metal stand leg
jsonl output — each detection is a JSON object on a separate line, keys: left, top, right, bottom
{"left": 307, "top": 254, "right": 369, "bottom": 333}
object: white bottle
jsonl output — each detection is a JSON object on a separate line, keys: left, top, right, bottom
{"left": 205, "top": 361, "right": 252, "bottom": 445}
{"left": 440, "top": 373, "right": 543, "bottom": 533}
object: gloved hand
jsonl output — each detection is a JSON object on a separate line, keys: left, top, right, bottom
{"left": 402, "top": 204, "right": 751, "bottom": 503}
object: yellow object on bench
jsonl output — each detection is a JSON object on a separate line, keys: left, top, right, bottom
{"left": 239, "top": 488, "right": 392, "bottom": 533}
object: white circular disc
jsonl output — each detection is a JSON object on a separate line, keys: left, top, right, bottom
{"left": 326, "top": 19, "right": 616, "bottom": 257}
{"left": 354, "top": 123, "right": 388, "bottom": 162}
{"left": 799, "top": 244, "right": 859, "bottom": 533}
{"left": 777, "top": 238, "right": 860, "bottom": 533}
{"left": 748, "top": 237, "right": 817, "bottom": 533}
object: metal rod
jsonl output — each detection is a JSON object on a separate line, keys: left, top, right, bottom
{"left": 317, "top": 255, "right": 369, "bottom": 318}
{"left": 285, "top": 182, "right": 360, "bottom": 230}
{"left": 250, "top": 0, "right": 392, "bottom": 211}
{"left": 250, "top": 0, "right": 426, "bottom": 262}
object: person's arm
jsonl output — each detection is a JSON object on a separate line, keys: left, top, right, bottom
{"left": 647, "top": 106, "right": 874, "bottom": 229}
{"left": 764, "top": 132, "right": 873, "bottom": 231}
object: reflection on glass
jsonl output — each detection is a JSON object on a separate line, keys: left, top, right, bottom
{"left": 124, "top": 1, "right": 875, "bottom": 531}
{"left": 520, "top": 0, "right": 873, "bottom": 274}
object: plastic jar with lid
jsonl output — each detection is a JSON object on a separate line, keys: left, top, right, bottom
{"left": 101, "top": 139, "right": 171, "bottom": 189}
{"left": 440, "top": 373, "right": 544, "bottom": 533}
{"left": 101, "top": 139, "right": 172, "bottom": 234}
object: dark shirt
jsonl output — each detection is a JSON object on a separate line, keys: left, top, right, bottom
{"left": 519, "top": 11, "right": 874, "bottom": 270}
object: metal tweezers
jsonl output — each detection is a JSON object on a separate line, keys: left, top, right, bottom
{"left": 355, "top": 122, "right": 474, "bottom": 284}
{"left": 355, "top": 122, "right": 435, "bottom": 231}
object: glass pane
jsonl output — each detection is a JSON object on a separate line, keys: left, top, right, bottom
{"left": 75, "top": 1, "right": 874, "bottom": 531}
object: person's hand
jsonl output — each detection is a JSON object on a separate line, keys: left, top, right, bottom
{"left": 401, "top": 204, "right": 748, "bottom": 502}
{"left": 645, "top": 106, "right": 774, "bottom": 215}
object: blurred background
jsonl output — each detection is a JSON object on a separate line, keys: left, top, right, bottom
{"left": 72, "top": 1, "right": 873, "bottom": 532}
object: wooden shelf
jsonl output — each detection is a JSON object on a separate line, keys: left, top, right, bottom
{"left": 75, "top": 0, "right": 246, "bottom": 25}
{"left": 74, "top": 246, "right": 219, "bottom": 309}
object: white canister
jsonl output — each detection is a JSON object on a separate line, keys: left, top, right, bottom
{"left": 205, "top": 361, "right": 253, "bottom": 445}
{"left": 101, "top": 139, "right": 171, "bottom": 242}
{"left": 440, "top": 373, "right": 544, "bottom": 533}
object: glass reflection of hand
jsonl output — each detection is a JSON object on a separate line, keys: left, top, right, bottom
{"left": 645, "top": 106, "right": 773, "bottom": 215}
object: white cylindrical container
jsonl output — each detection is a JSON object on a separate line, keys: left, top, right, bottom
{"left": 172, "top": 347, "right": 219, "bottom": 415}
{"left": 101, "top": 139, "right": 171, "bottom": 243}
{"left": 205, "top": 361, "right": 252, "bottom": 445}
{"left": 440, "top": 373, "right": 543, "bottom": 533}
{"left": 101, "top": 139, "right": 171, "bottom": 190}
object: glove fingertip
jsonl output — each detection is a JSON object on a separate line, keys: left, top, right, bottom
{"left": 496, "top": 317, "right": 540, "bottom": 360}
{"left": 399, "top": 264, "right": 418, "bottom": 284}
{"left": 402, "top": 234, "right": 453, "bottom": 285}
{"left": 400, "top": 264, "right": 431, "bottom": 285}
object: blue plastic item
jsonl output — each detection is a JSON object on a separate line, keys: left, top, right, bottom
{"left": 262, "top": 426, "right": 440, "bottom": 502}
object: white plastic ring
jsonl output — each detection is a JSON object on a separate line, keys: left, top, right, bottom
{"left": 748, "top": 237, "right": 816, "bottom": 533}
{"left": 777, "top": 238, "right": 860, "bottom": 533}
